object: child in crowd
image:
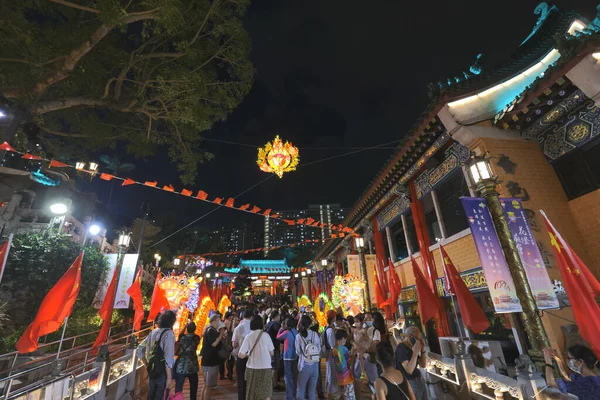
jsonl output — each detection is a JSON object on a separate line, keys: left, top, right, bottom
{"left": 333, "top": 329, "right": 355, "bottom": 400}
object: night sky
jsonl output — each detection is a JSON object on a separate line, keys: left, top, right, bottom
{"left": 91, "top": 0, "right": 599, "bottom": 238}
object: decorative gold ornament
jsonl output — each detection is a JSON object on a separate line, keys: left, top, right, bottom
{"left": 568, "top": 123, "right": 589, "bottom": 143}
{"left": 257, "top": 135, "right": 299, "bottom": 178}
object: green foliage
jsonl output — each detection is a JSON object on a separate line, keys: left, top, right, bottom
{"left": 0, "top": 233, "right": 109, "bottom": 351}
{"left": 0, "top": 0, "right": 254, "bottom": 184}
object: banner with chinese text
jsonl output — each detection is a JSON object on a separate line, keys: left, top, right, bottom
{"left": 501, "top": 198, "right": 559, "bottom": 309}
{"left": 461, "top": 198, "right": 523, "bottom": 313}
{"left": 347, "top": 255, "right": 360, "bottom": 277}
{"left": 92, "top": 254, "right": 118, "bottom": 309}
{"left": 114, "top": 254, "right": 139, "bottom": 309}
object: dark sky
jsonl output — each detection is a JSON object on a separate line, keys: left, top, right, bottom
{"left": 90, "top": 0, "right": 599, "bottom": 237}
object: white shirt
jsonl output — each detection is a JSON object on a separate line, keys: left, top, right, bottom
{"left": 232, "top": 318, "right": 251, "bottom": 357}
{"left": 239, "top": 330, "right": 274, "bottom": 369}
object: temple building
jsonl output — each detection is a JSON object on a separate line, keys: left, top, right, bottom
{"left": 314, "top": 4, "right": 600, "bottom": 361}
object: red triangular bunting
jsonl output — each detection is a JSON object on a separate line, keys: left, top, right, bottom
{"left": 163, "top": 184, "right": 174, "bottom": 192}
{"left": 0, "top": 142, "right": 16, "bottom": 152}
{"left": 49, "top": 160, "right": 69, "bottom": 168}
{"left": 263, "top": 208, "right": 271, "bottom": 216}
{"left": 225, "top": 198, "right": 235, "bottom": 207}
{"left": 197, "top": 191, "right": 208, "bottom": 200}
{"left": 122, "top": 178, "right": 135, "bottom": 186}
{"left": 144, "top": 181, "right": 157, "bottom": 187}
{"left": 239, "top": 204, "right": 250, "bottom": 210}
{"left": 22, "top": 153, "right": 42, "bottom": 160}
{"left": 181, "top": 189, "right": 193, "bottom": 196}
{"left": 100, "top": 173, "right": 114, "bottom": 181}
{"left": 250, "top": 206, "right": 261, "bottom": 213}
{"left": 213, "top": 197, "right": 223, "bottom": 204}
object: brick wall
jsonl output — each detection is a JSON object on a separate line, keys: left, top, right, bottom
{"left": 568, "top": 189, "right": 600, "bottom": 276}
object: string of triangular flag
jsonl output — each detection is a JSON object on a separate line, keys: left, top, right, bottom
{"left": 0, "top": 142, "right": 355, "bottom": 235}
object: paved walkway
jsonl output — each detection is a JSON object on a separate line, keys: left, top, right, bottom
{"left": 177, "top": 375, "right": 288, "bottom": 399}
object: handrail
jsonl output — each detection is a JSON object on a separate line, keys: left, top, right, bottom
{"left": 0, "top": 321, "right": 138, "bottom": 362}
{"left": 2, "top": 373, "right": 75, "bottom": 400}
{"left": 0, "top": 323, "right": 151, "bottom": 377}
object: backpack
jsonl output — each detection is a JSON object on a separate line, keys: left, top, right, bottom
{"left": 300, "top": 331, "right": 320, "bottom": 364}
{"left": 320, "top": 326, "right": 332, "bottom": 356}
{"left": 147, "top": 329, "right": 170, "bottom": 378}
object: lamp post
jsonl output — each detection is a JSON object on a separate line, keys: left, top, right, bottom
{"left": 354, "top": 236, "right": 371, "bottom": 311}
{"left": 48, "top": 198, "right": 71, "bottom": 235}
{"left": 82, "top": 223, "right": 102, "bottom": 247}
{"left": 466, "top": 152, "right": 549, "bottom": 357}
{"left": 154, "top": 253, "right": 161, "bottom": 268}
{"left": 174, "top": 257, "right": 181, "bottom": 268}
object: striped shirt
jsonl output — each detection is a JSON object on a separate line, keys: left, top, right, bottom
{"left": 136, "top": 328, "right": 176, "bottom": 369}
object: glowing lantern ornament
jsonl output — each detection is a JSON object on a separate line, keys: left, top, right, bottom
{"left": 257, "top": 135, "right": 299, "bottom": 178}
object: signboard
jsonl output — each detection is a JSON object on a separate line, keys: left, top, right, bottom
{"left": 92, "top": 253, "right": 139, "bottom": 309}
{"left": 92, "top": 254, "right": 118, "bottom": 309}
{"left": 501, "top": 198, "right": 559, "bottom": 310}
{"left": 461, "top": 198, "right": 523, "bottom": 313}
{"left": 114, "top": 254, "right": 139, "bottom": 309}
{"left": 347, "top": 254, "right": 360, "bottom": 277}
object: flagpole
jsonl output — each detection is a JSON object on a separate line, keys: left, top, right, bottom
{"left": 56, "top": 317, "right": 69, "bottom": 360}
{"left": 0, "top": 233, "right": 13, "bottom": 286}
{"left": 439, "top": 245, "right": 463, "bottom": 338}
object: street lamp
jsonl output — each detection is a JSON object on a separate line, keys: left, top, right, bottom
{"left": 294, "top": 273, "right": 299, "bottom": 278}
{"left": 173, "top": 257, "right": 181, "bottom": 267}
{"left": 88, "top": 162, "right": 99, "bottom": 172}
{"left": 466, "top": 152, "right": 549, "bottom": 357}
{"left": 49, "top": 202, "right": 68, "bottom": 215}
{"left": 89, "top": 224, "right": 101, "bottom": 236}
{"left": 321, "top": 259, "right": 328, "bottom": 267}
{"left": 75, "top": 162, "right": 85, "bottom": 170}
{"left": 154, "top": 253, "right": 161, "bottom": 267}
{"left": 301, "top": 271, "right": 306, "bottom": 277}
{"left": 354, "top": 236, "right": 371, "bottom": 310}
{"left": 118, "top": 232, "right": 132, "bottom": 248}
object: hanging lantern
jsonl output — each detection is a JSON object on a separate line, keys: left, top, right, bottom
{"left": 257, "top": 135, "right": 299, "bottom": 178}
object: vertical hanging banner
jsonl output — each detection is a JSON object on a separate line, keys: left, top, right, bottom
{"left": 347, "top": 255, "right": 360, "bottom": 277}
{"left": 501, "top": 199, "right": 559, "bottom": 310}
{"left": 461, "top": 198, "right": 523, "bottom": 313}
{"left": 93, "top": 254, "right": 118, "bottom": 309}
{"left": 114, "top": 254, "right": 140, "bottom": 309}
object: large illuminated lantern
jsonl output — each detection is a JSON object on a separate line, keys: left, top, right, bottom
{"left": 314, "top": 293, "right": 334, "bottom": 328}
{"left": 217, "top": 295, "right": 231, "bottom": 316}
{"left": 158, "top": 275, "right": 191, "bottom": 336}
{"left": 257, "top": 135, "right": 299, "bottom": 178}
{"left": 297, "top": 294, "right": 312, "bottom": 310}
{"left": 331, "top": 274, "right": 366, "bottom": 316}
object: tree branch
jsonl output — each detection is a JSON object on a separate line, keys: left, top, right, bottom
{"left": 190, "top": 0, "right": 219, "bottom": 45}
{"left": 29, "top": 97, "right": 152, "bottom": 115}
{"left": 39, "top": 125, "right": 124, "bottom": 140}
{"left": 12, "top": 9, "right": 160, "bottom": 99}
{"left": 48, "top": 0, "right": 100, "bottom": 14}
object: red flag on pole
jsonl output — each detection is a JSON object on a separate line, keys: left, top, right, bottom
{"left": 381, "top": 259, "right": 402, "bottom": 311}
{"left": 297, "top": 279, "right": 305, "bottom": 298}
{"left": 373, "top": 266, "right": 387, "bottom": 307}
{"left": 440, "top": 245, "right": 490, "bottom": 334}
{"left": 411, "top": 255, "right": 440, "bottom": 324}
{"left": 126, "top": 268, "right": 144, "bottom": 331}
{"left": 0, "top": 234, "right": 13, "bottom": 285}
{"left": 16, "top": 252, "right": 83, "bottom": 353}
{"left": 92, "top": 266, "right": 119, "bottom": 348}
{"left": 147, "top": 271, "right": 170, "bottom": 321}
{"left": 541, "top": 211, "right": 600, "bottom": 358}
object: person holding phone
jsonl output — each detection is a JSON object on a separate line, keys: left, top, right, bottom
{"left": 394, "top": 326, "right": 427, "bottom": 400}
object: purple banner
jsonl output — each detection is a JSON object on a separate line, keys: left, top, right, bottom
{"left": 501, "top": 198, "right": 559, "bottom": 310}
{"left": 461, "top": 198, "right": 523, "bottom": 313}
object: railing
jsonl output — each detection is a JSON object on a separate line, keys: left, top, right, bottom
{"left": 426, "top": 352, "right": 460, "bottom": 386}
{"left": 0, "top": 322, "right": 152, "bottom": 400}
{"left": 466, "top": 365, "right": 520, "bottom": 400}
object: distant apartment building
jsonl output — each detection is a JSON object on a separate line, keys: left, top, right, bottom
{"left": 263, "top": 204, "right": 345, "bottom": 256}
{"left": 210, "top": 222, "right": 255, "bottom": 254}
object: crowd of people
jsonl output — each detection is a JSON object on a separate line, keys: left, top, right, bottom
{"left": 137, "top": 295, "right": 600, "bottom": 400}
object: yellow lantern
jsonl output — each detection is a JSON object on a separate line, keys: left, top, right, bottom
{"left": 257, "top": 135, "right": 299, "bottom": 178}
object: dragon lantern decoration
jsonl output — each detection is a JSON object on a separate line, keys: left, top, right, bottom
{"left": 257, "top": 135, "right": 299, "bottom": 178}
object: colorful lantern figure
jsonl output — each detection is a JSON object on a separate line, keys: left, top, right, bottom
{"left": 314, "top": 293, "right": 334, "bottom": 329}
{"left": 297, "top": 294, "right": 312, "bottom": 311}
{"left": 257, "top": 135, "right": 299, "bottom": 178}
{"left": 331, "top": 274, "right": 366, "bottom": 317}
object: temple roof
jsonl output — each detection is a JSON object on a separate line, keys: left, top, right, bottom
{"left": 315, "top": 4, "right": 596, "bottom": 261}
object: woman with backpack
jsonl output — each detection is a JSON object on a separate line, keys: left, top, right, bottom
{"left": 295, "top": 315, "right": 321, "bottom": 400}
{"left": 136, "top": 310, "right": 177, "bottom": 400}
{"left": 174, "top": 322, "right": 200, "bottom": 399}
{"left": 238, "top": 315, "right": 275, "bottom": 400}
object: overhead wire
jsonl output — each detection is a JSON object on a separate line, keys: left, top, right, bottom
{"left": 148, "top": 175, "right": 274, "bottom": 248}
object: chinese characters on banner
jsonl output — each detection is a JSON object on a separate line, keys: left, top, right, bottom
{"left": 501, "top": 198, "right": 559, "bottom": 310}
{"left": 114, "top": 254, "right": 139, "bottom": 309}
{"left": 92, "top": 254, "right": 118, "bottom": 309}
{"left": 347, "top": 254, "right": 360, "bottom": 277}
{"left": 92, "top": 254, "right": 139, "bottom": 309}
{"left": 461, "top": 198, "right": 523, "bottom": 313}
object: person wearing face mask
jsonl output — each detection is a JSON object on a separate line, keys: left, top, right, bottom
{"left": 394, "top": 326, "right": 427, "bottom": 400}
{"left": 544, "top": 345, "right": 600, "bottom": 400}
